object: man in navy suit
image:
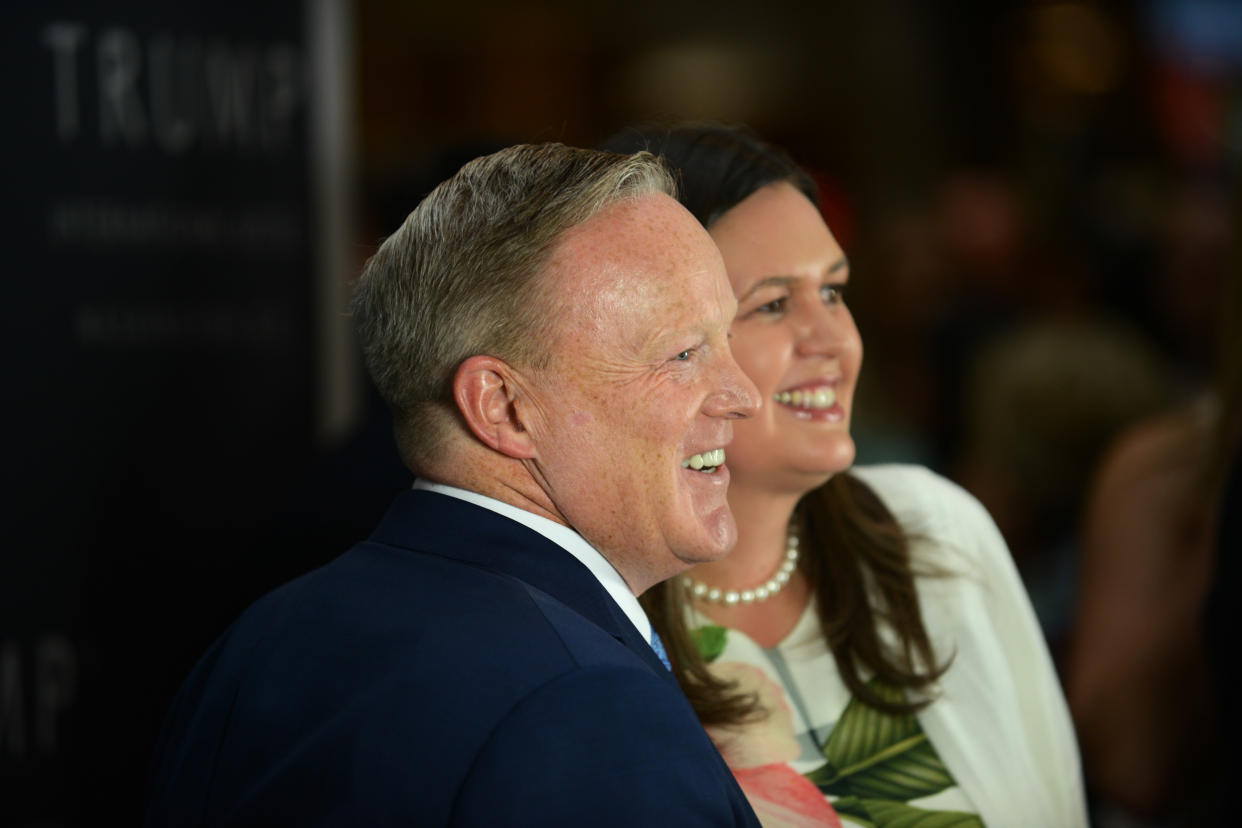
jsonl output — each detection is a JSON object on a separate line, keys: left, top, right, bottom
{"left": 144, "top": 143, "right": 763, "bottom": 826}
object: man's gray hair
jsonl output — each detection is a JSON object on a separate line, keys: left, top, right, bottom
{"left": 350, "top": 142, "right": 676, "bottom": 471}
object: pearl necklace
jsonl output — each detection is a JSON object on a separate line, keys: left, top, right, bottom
{"left": 683, "top": 525, "right": 800, "bottom": 606}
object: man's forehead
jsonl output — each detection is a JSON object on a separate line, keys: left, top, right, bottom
{"left": 540, "top": 194, "right": 729, "bottom": 350}
{"left": 550, "top": 194, "right": 717, "bottom": 281}
{"left": 552, "top": 193, "right": 687, "bottom": 259}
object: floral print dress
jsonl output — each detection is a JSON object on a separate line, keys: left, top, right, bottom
{"left": 690, "top": 600, "right": 985, "bottom": 828}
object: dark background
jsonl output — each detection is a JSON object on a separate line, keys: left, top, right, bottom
{"left": 2, "top": 1, "right": 1238, "bottom": 825}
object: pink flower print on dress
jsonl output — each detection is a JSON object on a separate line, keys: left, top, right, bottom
{"left": 707, "top": 662, "right": 801, "bottom": 767}
{"left": 705, "top": 662, "right": 842, "bottom": 827}
{"left": 733, "top": 764, "right": 844, "bottom": 828}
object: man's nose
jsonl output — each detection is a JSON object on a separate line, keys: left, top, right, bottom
{"left": 706, "top": 349, "right": 760, "bottom": 420}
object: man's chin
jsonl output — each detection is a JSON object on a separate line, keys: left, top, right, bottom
{"left": 675, "top": 506, "right": 738, "bottom": 567}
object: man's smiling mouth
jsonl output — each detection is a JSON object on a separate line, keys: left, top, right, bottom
{"left": 681, "top": 448, "right": 725, "bottom": 472}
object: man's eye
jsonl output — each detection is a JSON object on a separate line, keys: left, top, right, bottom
{"left": 674, "top": 349, "right": 693, "bottom": 361}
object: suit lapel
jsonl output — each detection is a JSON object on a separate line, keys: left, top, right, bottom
{"left": 369, "top": 490, "right": 673, "bottom": 678}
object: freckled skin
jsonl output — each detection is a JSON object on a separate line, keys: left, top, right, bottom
{"left": 710, "top": 181, "right": 863, "bottom": 495}
{"left": 684, "top": 183, "right": 864, "bottom": 641}
{"left": 519, "top": 193, "right": 760, "bottom": 594}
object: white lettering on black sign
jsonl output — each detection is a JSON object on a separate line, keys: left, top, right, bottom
{"left": 42, "top": 21, "right": 302, "bottom": 154}
{"left": 0, "top": 636, "right": 77, "bottom": 761}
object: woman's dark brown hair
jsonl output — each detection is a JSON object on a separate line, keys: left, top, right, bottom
{"left": 602, "top": 123, "right": 948, "bottom": 720}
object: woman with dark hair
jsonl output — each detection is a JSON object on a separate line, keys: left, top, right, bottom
{"left": 602, "top": 124, "right": 1087, "bottom": 827}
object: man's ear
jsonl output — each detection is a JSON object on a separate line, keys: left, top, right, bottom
{"left": 452, "top": 355, "right": 537, "bottom": 459}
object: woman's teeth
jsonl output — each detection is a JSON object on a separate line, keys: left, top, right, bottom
{"left": 681, "top": 448, "right": 725, "bottom": 471}
{"left": 775, "top": 388, "right": 836, "bottom": 409}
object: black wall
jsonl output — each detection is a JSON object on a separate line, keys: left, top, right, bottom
{"left": 2, "top": 2, "right": 338, "bottom": 823}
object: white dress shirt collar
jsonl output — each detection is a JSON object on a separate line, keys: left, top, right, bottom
{"left": 411, "top": 479, "right": 653, "bottom": 644}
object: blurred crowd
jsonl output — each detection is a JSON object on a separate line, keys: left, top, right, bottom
{"left": 845, "top": 162, "right": 1237, "bottom": 825}
{"left": 827, "top": 6, "right": 1240, "bottom": 823}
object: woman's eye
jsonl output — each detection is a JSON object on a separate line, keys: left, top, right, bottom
{"left": 821, "top": 284, "right": 846, "bottom": 305}
{"left": 755, "top": 297, "right": 787, "bottom": 314}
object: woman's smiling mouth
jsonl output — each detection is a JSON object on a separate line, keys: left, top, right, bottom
{"left": 773, "top": 385, "right": 836, "bottom": 410}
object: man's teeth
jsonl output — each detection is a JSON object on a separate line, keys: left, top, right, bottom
{"left": 681, "top": 448, "right": 725, "bottom": 470}
{"left": 774, "top": 388, "right": 836, "bottom": 409}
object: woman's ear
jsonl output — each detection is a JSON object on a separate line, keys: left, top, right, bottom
{"left": 452, "top": 355, "right": 537, "bottom": 459}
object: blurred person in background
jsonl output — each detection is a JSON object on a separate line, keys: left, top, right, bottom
{"left": 1067, "top": 181, "right": 1239, "bottom": 825}
{"left": 954, "top": 315, "right": 1176, "bottom": 656}
{"left": 603, "top": 123, "right": 1088, "bottom": 828}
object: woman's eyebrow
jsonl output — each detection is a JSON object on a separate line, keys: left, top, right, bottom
{"left": 739, "top": 275, "right": 797, "bottom": 299}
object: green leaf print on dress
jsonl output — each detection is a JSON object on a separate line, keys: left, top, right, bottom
{"left": 833, "top": 796, "right": 981, "bottom": 827}
{"left": 805, "top": 678, "right": 983, "bottom": 827}
{"left": 692, "top": 625, "right": 729, "bottom": 663}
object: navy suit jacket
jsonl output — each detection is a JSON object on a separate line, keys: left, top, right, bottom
{"left": 145, "top": 489, "right": 760, "bottom": 826}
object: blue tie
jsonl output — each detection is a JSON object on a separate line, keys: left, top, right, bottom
{"left": 649, "top": 629, "right": 672, "bottom": 671}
